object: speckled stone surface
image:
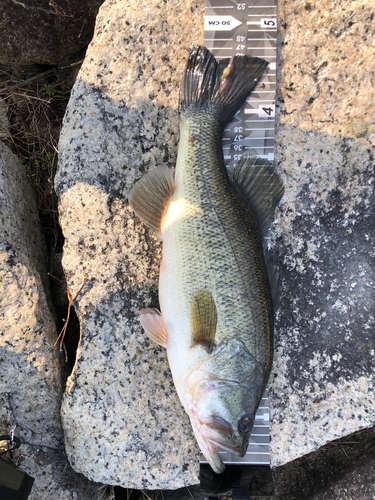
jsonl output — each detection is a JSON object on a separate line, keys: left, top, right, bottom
{"left": 270, "top": 0, "right": 375, "bottom": 467}
{"left": 55, "top": 0, "right": 374, "bottom": 485}
{"left": 0, "top": 141, "right": 62, "bottom": 448}
{"left": 0, "top": 142, "right": 110, "bottom": 499}
{"left": 18, "top": 443, "right": 112, "bottom": 500}
{"left": 55, "top": 0, "right": 205, "bottom": 489}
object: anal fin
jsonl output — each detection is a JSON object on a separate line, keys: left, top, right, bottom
{"left": 190, "top": 290, "right": 217, "bottom": 354}
{"left": 129, "top": 166, "right": 175, "bottom": 235}
{"left": 139, "top": 308, "right": 168, "bottom": 348}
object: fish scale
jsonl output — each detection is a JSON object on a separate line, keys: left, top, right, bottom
{"left": 164, "top": 114, "right": 271, "bottom": 361}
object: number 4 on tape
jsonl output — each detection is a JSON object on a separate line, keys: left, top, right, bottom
{"left": 259, "top": 105, "right": 275, "bottom": 118}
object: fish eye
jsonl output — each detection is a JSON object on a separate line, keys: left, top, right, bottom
{"left": 238, "top": 415, "right": 253, "bottom": 433}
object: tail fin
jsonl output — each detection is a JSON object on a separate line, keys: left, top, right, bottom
{"left": 179, "top": 46, "right": 268, "bottom": 125}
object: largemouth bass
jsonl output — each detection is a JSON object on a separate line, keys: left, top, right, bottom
{"left": 129, "top": 46, "right": 284, "bottom": 474}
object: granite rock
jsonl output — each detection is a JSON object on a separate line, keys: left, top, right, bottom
{"left": 0, "top": 0, "right": 105, "bottom": 67}
{"left": 15, "top": 443, "right": 113, "bottom": 500}
{"left": 0, "top": 141, "right": 63, "bottom": 448}
{"left": 55, "top": 0, "right": 375, "bottom": 486}
{"left": 270, "top": 0, "right": 375, "bottom": 466}
{"left": 55, "top": 0, "right": 205, "bottom": 489}
{"left": 0, "top": 142, "right": 111, "bottom": 499}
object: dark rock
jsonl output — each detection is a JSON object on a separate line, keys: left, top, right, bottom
{"left": 308, "top": 445, "right": 375, "bottom": 499}
{"left": 0, "top": 0, "right": 105, "bottom": 67}
{"left": 272, "top": 425, "right": 375, "bottom": 500}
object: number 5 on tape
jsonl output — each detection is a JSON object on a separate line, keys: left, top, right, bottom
{"left": 261, "top": 18, "right": 277, "bottom": 28}
{"left": 259, "top": 105, "right": 275, "bottom": 118}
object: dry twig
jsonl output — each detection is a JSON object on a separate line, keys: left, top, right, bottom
{"left": 49, "top": 274, "right": 88, "bottom": 360}
{"left": 0, "top": 69, "right": 56, "bottom": 94}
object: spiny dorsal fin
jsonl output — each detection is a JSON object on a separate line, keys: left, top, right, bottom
{"left": 139, "top": 308, "right": 168, "bottom": 348}
{"left": 230, "top": 157, "right": 284, "bottom": 309}
{"left": 269, "top": 267, "right": 281, "bottom": 310}
{"left": 128, "top": 166, "right": 175, "bottom": 235}
{"left": 190, "top": 290, "right": 217, "bottom": 354}
{"left": 231, "top": 157, "right": 284, "bottom": 239}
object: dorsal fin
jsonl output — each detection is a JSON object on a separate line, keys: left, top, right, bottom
{"left": 128, "top": 166, "right": 175, "bottom": 235}
{"left": 231, "top": 157, "right": 284, "bottom": 238}
{"left": 230, "top": 157, "right": 284, "bottom": 309}
{"left": 269, "top": 267, "right": 281, "bottom": 310}
{"left": 190, "top": 289, "right": 217, "bottom": 354}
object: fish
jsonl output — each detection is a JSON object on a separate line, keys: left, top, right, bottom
{"left": 129, "top": 46, "right": 284, "bottom": 474}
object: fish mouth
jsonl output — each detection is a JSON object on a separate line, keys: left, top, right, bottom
{"left": 190, "top": 420, "right": 225, "bottom": 474}
{"left": 206, "top": 436, "right": 247, "bottom": 457}
{"left": 189, "top": 414, "right": 248, "bottom": 473}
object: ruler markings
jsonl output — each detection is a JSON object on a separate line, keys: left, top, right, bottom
{"left": 226, "top": 127, "right": 274, "bottom": 131}
{"left": 245, "top": 137, "right": 275, "bottom": 140}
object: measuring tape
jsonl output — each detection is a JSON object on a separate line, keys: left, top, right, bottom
{"left": 205, "top": 0, "right": 277, "bottom": 169}
{"left": 201, "top": 0, "right": 277, "bottom": 468}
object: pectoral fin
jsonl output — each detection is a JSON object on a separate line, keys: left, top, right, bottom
{"left": 191, "top": 290, "right": 217, "bottom": 354}
{"left": 139, "top": 308, "right": 168, "bottom": 348}
{"left": 129, "top": 166, "right": 175, "bottom": 235}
